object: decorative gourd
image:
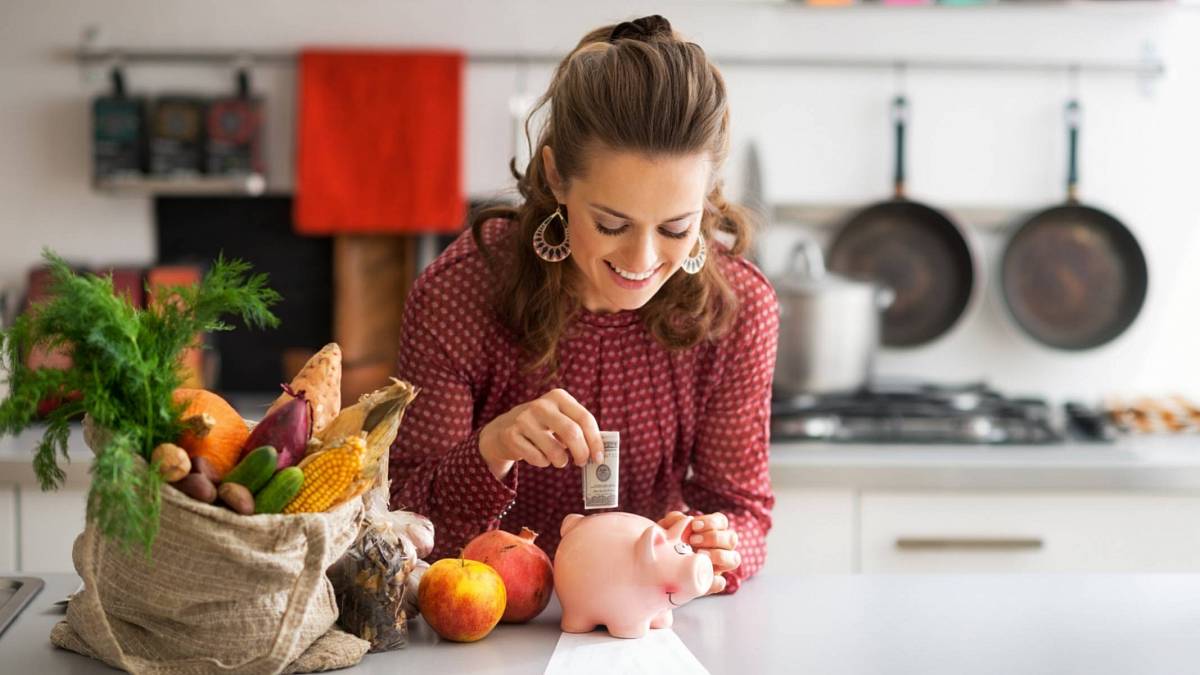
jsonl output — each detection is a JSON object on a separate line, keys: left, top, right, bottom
{"left": 173, "top": 388, "right": 251, "bottom": 479}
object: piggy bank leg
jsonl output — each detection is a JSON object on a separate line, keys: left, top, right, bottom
{"left": 607, "top": 619, "right": 652, "bottom": 639}
{"left": 649, "top": 608, "right": 673, "bottom": 629}
{"left": 561, "top": 613, "right": 600, "bottom": 634}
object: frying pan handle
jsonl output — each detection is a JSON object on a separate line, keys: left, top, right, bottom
{"left": 1065, "top": 99, "right": 1081, "bottom": 204}
{"left": 892, "top": 95, "right": 908, "bottom": 200}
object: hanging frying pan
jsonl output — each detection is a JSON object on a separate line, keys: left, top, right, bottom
{"left": 1000, "top": 99, "right": 1147, "bottom": 351}
{"left": 827, "top": 96, "right": 976, "bottom": 348}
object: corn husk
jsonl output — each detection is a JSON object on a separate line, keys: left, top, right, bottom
{"left": 298, "top": 378, "right": 415, "bottom": 505}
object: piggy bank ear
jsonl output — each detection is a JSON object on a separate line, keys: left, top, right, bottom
{"left": 561, "top": 513, "right": 585, "bottom": 538}
{"left": 637, "top": 525, "right": 667, "bottom": 564}
{"left": 665, "top": 515, "right": 693, "bottom": 541}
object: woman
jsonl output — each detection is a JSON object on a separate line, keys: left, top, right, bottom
{"left": 389, "top": 15, "right": 778, "bottom": 595}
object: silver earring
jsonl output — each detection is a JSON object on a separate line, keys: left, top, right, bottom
{"left": 533, "top": 206, "right": 571, "bottom": 262}
{"left": 681, "top": 233, "right": 707, "bottom": 274}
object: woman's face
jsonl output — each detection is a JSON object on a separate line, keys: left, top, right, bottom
{"left": 543, "top": 144, "right": 710, "bottom": 314}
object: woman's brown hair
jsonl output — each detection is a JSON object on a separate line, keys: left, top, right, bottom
{"left": 471, "top": 15, "right": 755, "bottom": 373}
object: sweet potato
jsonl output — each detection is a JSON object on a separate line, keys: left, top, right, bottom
{"left": 267, "top": 343, "right": 341, "bottom": 434}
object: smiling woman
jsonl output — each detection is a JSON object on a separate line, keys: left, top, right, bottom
{"left": 389, "top": 15, "right": 780, "bottom": 596}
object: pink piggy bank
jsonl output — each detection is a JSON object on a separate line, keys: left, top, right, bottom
{"left": 554, "top": 512, "right": 714, "bottom": 639}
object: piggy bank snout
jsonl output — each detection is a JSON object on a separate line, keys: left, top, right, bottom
{"left": 688, "top": 552, "right": 715, "bottom": 596}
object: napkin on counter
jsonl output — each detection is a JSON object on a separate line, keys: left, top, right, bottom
{"left": 543, "top": 629, "right": 710, "bottom": 675}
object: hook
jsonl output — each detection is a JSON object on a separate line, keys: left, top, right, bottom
{"left": 1066, "top": 62, "right": 1081, "bottom": 102}
{"left": 892, "top": 60, "right": 908, "bottom": 98}
{"left": 234, "top": 52, "right": 253, "bottom": 99}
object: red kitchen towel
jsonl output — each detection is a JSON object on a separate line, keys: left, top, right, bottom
{"left": 295, "top": 49, "right": 465, "bottom": 234}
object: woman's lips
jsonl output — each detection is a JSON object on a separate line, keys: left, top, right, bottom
{"left": 606, "top": 261, "right": 660, "bottom": 290}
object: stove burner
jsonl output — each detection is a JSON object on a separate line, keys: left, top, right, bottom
{"left": 771, "top": 381, "right": 1064, "bottom": 444}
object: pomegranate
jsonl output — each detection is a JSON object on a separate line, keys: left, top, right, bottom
{"left": 462, "top": 527, "right": 554, "bottom": 623}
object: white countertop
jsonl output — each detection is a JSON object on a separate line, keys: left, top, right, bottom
{"left": 770, "top": 435, "right": 1200, "bottom": 491}
{"left": 5, "top": 572, "right": 1200, "bottom": 674}
{"left": 2, "top": 423, "right": 1200, "bottom": 491}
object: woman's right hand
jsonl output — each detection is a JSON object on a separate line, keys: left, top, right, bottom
{"left": 479, "top": 388, "right": 605, "bottom": 481}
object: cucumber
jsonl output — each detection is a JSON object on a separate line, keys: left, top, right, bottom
{"left": 254, "top": 467, "right": 305, "bottom": 514}
{"left": 223, "top": 445, "right": 278, "bottom": 493}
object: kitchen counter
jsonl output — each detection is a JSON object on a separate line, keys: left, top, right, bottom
{"left": 3, "top": 423, "right": 1200, "bottom": 491}
{"left": 4, "top": 572, "right": 1199, "bottom": 674}
{"left": 770, "top": 436, "right": 1200, "bottom": 491}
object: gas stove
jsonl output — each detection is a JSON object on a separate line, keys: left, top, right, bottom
{"left": 770, "top": 380, "right": 1107, "bottom": 445}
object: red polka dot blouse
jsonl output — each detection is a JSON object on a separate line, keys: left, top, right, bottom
{"left": 389, "top": 217, "right": 779, "bottom": 593}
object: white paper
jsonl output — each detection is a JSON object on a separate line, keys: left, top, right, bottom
{"left": 543, "top": 628, "right": 710, "bottom": 675}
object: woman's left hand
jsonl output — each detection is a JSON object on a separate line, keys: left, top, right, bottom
{"left": 658, "top": 511, "right": 740, "bottom": 595}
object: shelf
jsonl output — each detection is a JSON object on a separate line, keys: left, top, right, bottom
{"left": 773, "top": 201, "right": 1038, "bottom": 232}
{"left": 93, "top": 173, "right": 267, "bottom": 196}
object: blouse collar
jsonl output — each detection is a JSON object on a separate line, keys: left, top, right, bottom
{"left": 573, "top": 306, "right": 641, "bottom": 328}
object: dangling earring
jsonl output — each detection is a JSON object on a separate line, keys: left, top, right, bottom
{"left": 681, "top": 233, "right": 707, "bottom": 274}
{"left": 533, "top": 206, "right": 571, "bottom": 262}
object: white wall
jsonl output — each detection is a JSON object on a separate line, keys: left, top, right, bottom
{"left": 0, "top": 0, "right": 1197, "bottom": 402}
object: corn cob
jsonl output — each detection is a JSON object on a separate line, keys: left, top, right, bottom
{"left": 283, "top": 434, "right": 366, "bottom": 514}
{"left": 335, "top": 384, "right": 417, "bottom": 504}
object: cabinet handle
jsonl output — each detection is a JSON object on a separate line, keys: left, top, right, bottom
{"left": 895, "top": 537, "right": 1044, "bottom": 551}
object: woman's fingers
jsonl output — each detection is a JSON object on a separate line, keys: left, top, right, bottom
{"left": 689, "top": 512, "right": 729, "bottom": 533}
{"left": 658, "top": 511, "right": 688, "bottom": 530}
{"left": 516, "top": 411, "right": 570, "bottom": 468}
{"left": 537, "top": 407, "right": 592, "bottom": 467}
{"left": 545, "top": 389, "right": 604, "bottom": 464}
{"left": 689, "top": 529, "right": 738, "bottom": 551}
{"left": 703, "top": 548, "right": 741, "bottom": 574}
{"left": 488, "top": 389, "right": 602, "bottom": 471}
{"left": 503, "top": 426, "right": 551, "bottom": 468}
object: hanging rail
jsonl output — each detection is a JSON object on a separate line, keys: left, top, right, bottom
{"left": 68, "top": 47, "right": 1165, "bottom": 79}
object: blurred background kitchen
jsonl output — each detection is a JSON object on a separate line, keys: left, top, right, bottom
{"left": 1, "top": 0, "right": 1198, "bottom": 576}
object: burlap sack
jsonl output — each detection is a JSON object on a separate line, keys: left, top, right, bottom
{"left": 50, "top": 479, "right": 369, "bottom": 674}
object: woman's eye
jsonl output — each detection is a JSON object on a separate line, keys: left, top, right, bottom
{"left": 594, "top": 220, "right": 628, "bottom": 236}
{"left": 674, "top": 542, "right": 692, "bottom": 555}
{"left": 659, "top": 222, "right": 691, "bottom": 239}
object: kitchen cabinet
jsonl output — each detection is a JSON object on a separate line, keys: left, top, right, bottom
{"left": 765, "top": 487, "right": 856, "bottom": 573}
{"left": 17, "top": 487, "right": 86, "bottom": 573}
{"left": 0, "top": 485, "right": 15, "bottom": 571}
{"left": 771, "top": 486, "right": 1200, "bottom": 575}
{"left": 860, "top": 491, "right": 1200, "bottom": 573}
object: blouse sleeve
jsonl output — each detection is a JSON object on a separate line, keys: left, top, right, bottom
{"left": 683, "top": 265, "right": 780, "bottom": 594}
{"left": 388, "top": 276, "right": 520, "bottom": 560}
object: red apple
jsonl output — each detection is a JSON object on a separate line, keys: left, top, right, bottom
{"left": 417, "top": 558, "right": 506, "bottom": 642}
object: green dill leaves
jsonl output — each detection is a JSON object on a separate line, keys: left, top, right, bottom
{"left": 0, "top": 249, "right": 280, "bottom": 553}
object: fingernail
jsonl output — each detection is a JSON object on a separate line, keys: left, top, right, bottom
{"left": 693, "top": 521, "right": 704, "bottom": 531}
{"left": 690, "top": 534, "right": 703, "bottom": 545}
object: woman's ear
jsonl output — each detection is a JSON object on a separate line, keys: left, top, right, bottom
{"left": 542, "top": 145, "right": 565, "bottom": 203}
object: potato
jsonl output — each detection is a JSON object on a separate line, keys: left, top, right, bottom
{"left": 152, "top": 443, "right": 191, "bottom": 482}
{"left": 218, "top": 482, "right": 255, "bottom": 515}
{"left": 189, "top": 455, "right": 222, "bottom": 484}
{"left": 172, "top": 473, "right": 217, "bottom": 504}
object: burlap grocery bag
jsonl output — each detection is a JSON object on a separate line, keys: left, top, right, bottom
{"left": 49, "top": 470, "right": 369, "bottom": 674}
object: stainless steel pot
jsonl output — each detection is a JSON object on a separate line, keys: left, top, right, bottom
{"left": 772, "top": 239, "right": 894, "bottom": 398}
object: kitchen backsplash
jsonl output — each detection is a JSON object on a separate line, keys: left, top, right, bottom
{"left": 1, "top": 0, "right": 1197, "bottom": 402}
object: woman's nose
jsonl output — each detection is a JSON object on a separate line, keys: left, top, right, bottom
{"left": 624, "top": 232, "right": 659, "bottom": 271}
